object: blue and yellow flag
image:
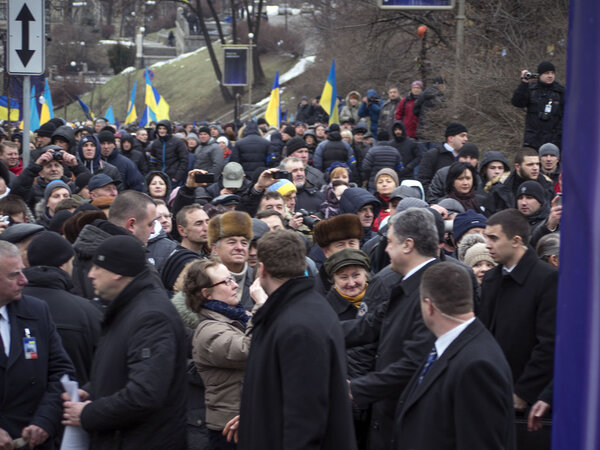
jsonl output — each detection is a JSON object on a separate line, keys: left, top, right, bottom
{"left": 39, "top": 78, "right": 54, "bottom": 125}
{"left": 319, "top": 60, "right": 339, "bottom": 125}
{"left": 0, "top": 97, "right": 20, "bottom": 121}
{"left": 105, "top": 105, "right": 115, "bottom": 124}
{"left": 125, "top": 80, "right": 138, "bottom": 125}
{"left": 138, "top": 105, "right": 151, "bottom": 128}
{"left": 145, "top": 68, "right": 169, "bottom": 122}
{"left": 30, "top": 86, "right": 40, "bottom": 131}
{"left": 76, "top": 96, "right": 94, "bottom": 121}
{"left": 264, "top": 71, "right": 280, "bottom": 128}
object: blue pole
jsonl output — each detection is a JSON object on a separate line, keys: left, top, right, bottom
{"left": 553, "top": 2, "right": 600, "bottom": 449}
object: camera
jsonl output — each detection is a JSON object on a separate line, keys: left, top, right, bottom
{"left": 296, "top": 209, "right": 319, "bottom": 229}
{"left": 0, "top": 215, "right": 10, "bottom": 224}
{"left": 272, "top": 170, "right": 293, "bottom": 181}
{"left": 524, "top": 72, "right": 539, "bottom": 80}
{"left": 367, "top": 96, "right": 379, "bottom": 103}
{"left": 51, "top": 151, "right": 63, "bottom": 161}
{"left": 194, "top": 172, "right": 215, "bottom": 184}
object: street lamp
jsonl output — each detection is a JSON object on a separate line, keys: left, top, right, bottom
{"left": 248, "top": 32, "right": 254, "bottom": 119}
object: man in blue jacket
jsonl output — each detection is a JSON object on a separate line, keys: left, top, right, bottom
{"left": 98, "top": 130, "right": 144, "bottom": 191}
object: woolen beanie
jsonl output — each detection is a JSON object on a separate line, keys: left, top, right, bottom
{"left": 458, "top": 142, "right": 479, "bottom": 160}
{"left": 93, "top": 235, "right": 147, "bottom": 277}
{"left": 445, "top": 122, "right": 468, "bottom": 137}
{"left": 537, "top": 61, "right": 556, "bottom": 75}
{"left": 452, "top": 210, "right": 487, "bottom": 243}
{"left": 283, "top": 125, "right": 296, "bottom": 137}
{"left": 198, "top": 126, "right": 211, "bottom": 135}
{"left": 374, "top": 168, "right": 399, "bottom": 187}
{"left": 97, "top": 130, "right": 115, "bottom": 143}
{"left": 464, "top": 243, "right": 495, "bottom": 268}
{"left": 44, "top": 180, "right": 72, "bottom": 204}
{"left": 539, "top": 143, "right": 560, "bottom": 158}
{"left": 267, "top": 180, "right": 297, "bottom": 197}
{"left": 411, "top": 80, "right": 424, "bottom": 89}
{"left": 28, "top": 231, "right": 74, "bottom": 267}
{"left": 517, "top": 181, "right": 546, "bottom": 205}
{"left": 285, "top": 137, "right": 307, "bottom": 155}
{"left": 35, "top": 121, "right": 57, "bottom": 138}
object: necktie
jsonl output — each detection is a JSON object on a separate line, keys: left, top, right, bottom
{"left": 418, "top": 347, "right": 437, "bottom": 384}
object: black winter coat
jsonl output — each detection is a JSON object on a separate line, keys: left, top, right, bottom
{"left": 229, "top": 123, "right": 271, "bottom": 176}
{"left": 362, "top": 143, "right": 402, "bottom": 191}
{"left": 149, "top": 120, "right": 189, "bottom": 183}
{"left": 479, "top": 248, "right": 557, "bottom": 404}
{"left": 417, "top": 144, "right": 456, "bottom": 193}
{"left": 23, "top": 266, "right": 102, "bottom": 385}
{"left": 388, "top": 122, "right": 421, "bottom": 180}
{"left": 103, "top": 147, "right": 145, "bottom": 191}
{"left": 511, "top": 80, "right": 565, "bottom": 149}
{"left": 80, "top": 270, "right": 188, "bottom": 449}
{"left": 342, "top": 260, "right": 436, "bottom": 450}
{"left": 238, "top": 277, "right": 357, "bottom": 450}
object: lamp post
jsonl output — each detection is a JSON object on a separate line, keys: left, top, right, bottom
{"left": 248, "top": 32, "right": 254, "bottom": 119}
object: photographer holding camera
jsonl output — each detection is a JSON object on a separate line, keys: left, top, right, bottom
{"left": 511, "top": 61, "right": 565, "bottom": 151}
{"left": 358, "top": 89, "right": 383, "bottom": 137}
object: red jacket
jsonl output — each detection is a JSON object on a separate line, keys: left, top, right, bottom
{"left": 395, "top": 97, "right": 419, "bottom": 139}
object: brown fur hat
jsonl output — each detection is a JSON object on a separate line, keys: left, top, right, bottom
{"left": 208, "top": 211, "right": 253, "bottom": 246}
{"left": 313, "top": 214, "right": 364, "bottom": 248}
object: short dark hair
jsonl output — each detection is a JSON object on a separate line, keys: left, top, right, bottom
{"left": 176, "top": 204, "right": 204, "bottom": 229}
{"left": 445, "top": 161, "right": 478, "bottom": 194}
{"left": 514, "top": 147, "right": 539, "bottom": 166}
{"left": 420, "top": 262, "right": 473, "bottom": 315}
{"left": 257, "top": 230, "right": 306, "bottom": 279}
{"left": 487, "top": 208, "right": 530, "bottom": 243}
{"left": 261, "top": 191, "right": 284, "bottom": 203}
{"left": 63, "top": 210, "right": 107, "bottom": 243}
{"left": 183, "top": 259, "right": 220, "bottom": 313}
{"left": 255, "top": 209, "right": 284, "bottom": 223}
{"left": 0, "top": 195, "right": 28, "bottom": 217}
{"left": 390, "top": 208, "right": 438, "bottom": 258}
{"left": 108, "top": 191, "right": 156, "bottom": 226}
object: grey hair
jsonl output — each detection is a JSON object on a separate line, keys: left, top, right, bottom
{"left": 536, "top": 232, "right": 560, "bottom": 259}
{"left": 457, "top": 233, "right": 486, "bottom": 262}
{"left": 390, "top": 207, "right": 439, "bottom": 258}
{"left": 280, "top": 157, "right": 303, "bottom": 170}
{"left": 0, "top": 241, "right": 21, "bottom": 260}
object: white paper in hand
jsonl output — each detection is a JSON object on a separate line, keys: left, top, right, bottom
{"left": 60, "top": 374, "right": 90, "bottom": 450}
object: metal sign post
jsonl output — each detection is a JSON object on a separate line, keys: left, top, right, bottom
{"left": 8, "top": 0, "right": 45, "bottom": 167}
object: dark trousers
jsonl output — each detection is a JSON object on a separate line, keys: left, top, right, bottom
{"left": 208, "top": 429, "right": 237, "bottom": 450}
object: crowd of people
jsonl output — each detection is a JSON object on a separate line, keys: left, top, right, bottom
{"left": 0, "top": 60, "right": 564, "bottom": 450}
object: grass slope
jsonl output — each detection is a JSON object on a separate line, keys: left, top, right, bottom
{"left": 68, "top": 43, "right": 296, "bottom": 124}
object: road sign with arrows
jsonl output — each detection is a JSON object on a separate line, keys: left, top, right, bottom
{"left": 8, "top": 0, "right": 45, "bottom": 75}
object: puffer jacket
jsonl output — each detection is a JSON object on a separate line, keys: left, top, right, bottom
{"left": 149, "top": 120, "right": 189, "bottom": 183}
{"left": 76, "top": 135, "right": 122, "bottom": 184}
{"left": 361, "top": 143, "right": 402, "bottom": 192}
{"left": 194, "top": 137, "right": 225, "bottom": 175}
{"left": 192, "top": 308, "right": 251, "bottom": 430}
{"left": 102, "top": 146, "right": 145, "bottom": 191}
{"left": 229, "top": 122, "right": 271, "bottom": 176}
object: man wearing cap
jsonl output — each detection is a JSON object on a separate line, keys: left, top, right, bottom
{"left": 194, "top": 126, "right": 225, "bottom": 175}
{"left": 207, "top": 211, "right": 255, "bottom": 310}
{"left": 24, "top": 231, "right": 102, "bottom": 384}
{"left": 417, "top": 122, "right": 469, "bottom": 194}
{"left": 97, "top": 130, "right": 144, "bottom": 191}
{"left": 311, "top": 213, "right": 364, "bottom": 295}
{"left": 88, "top": 174, "right": 120, "bottom": 201}
{"left": 62, "top": 235, "right": 187, "bottom": 449}
{"left": 76, "top": 135, "right": 122, "bottom": 183}
{"left": 394, "top": 81, "right": 423, "bottom": 139}
{"left": 428, "top": 142, "right": 481, "bottom": 203}
{"left": 283, "top": 136, "right": 325, "bottom": 189}
{"left": 0, "top": 240, "right": 75, "bottom": 450}
{"left": 11, "top": 146, "right": 83, "bottom": 210}
{"left": 149, "top": 120, "right": 189, "bottom": 186}
{"left": 516, "top": 180, "right": 562, "bottom": 248}
{"left": 342, "top": 208, "right": 438, "bottom": 450}
{"left": 0, "top": 222, "right": 45, "bottom": 267}
{"left": 538, "top": 143, "right": 561, "bottom": 184}
{"left": 511, "top": 61, "right": 565, "bottom": 150}
{"left": 229, "top": 122, "right": 271, "bottom": 177}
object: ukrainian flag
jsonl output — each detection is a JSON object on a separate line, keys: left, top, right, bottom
{"left": 264, "top": 71, "right": 280, "bottom": 128}
{"left": 39, "top": 78, "right": 54, "bottom": 125}
{"left": 125, "top": 80, "right": 138, "bottom": 125}
{"left": 145, "top": 69, "right": 169, "bottom": 122}
{"left": 319, "top": 60, "right": 339, "bottom": 125}
{"left": 105, "top": 106, "right": 115, "bottom": 124}
{"left": 138, "top": 105, "right": 151, "bottom": 128}
{"left": 76, "top": 96, "right": 94, "bottom": 121}
{"left": 0, "top": 97, "right": 20, "bottom": 121}
{"left": 30, "top": 85, "right": 40, "bottom": 131}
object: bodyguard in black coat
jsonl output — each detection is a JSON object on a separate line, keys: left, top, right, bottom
{"left": 393, "top": 263, "right": 515, "bottom": 450}
{"left": 237, "top": 230, "right": 356, "bottom": 450}
{"left": 63, "top": 236, "right": 187, "bottom": 449}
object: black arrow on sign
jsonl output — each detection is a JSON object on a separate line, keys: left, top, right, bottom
{"left": 16, "top": 4, "right": 35, "bottom": 67}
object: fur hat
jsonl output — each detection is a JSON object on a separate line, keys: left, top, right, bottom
{"left": 207, "top": 211, "right": 253, "bottom": 246}
{"left": 313, "top": 214, "right": 363, "bottom": 248}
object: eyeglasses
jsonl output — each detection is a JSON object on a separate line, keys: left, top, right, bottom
{"left": 210, "top": 277, "right": 236, "bottom": 288}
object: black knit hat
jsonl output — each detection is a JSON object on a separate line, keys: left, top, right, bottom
{"left": 517, "top": 181, "right": 546, "bottom": 205}
{"left": 537, "top": 61, "right": 556, "bottom": 75}
{"left": 97, "top": 130, "right": 115, "bottom": 143}
{"left": 160, "top": 248, "right": 200, "bottom": 292}
{"left": 445, "top": 122, "right": 468, "bottom": 137}
{"left": 93, "top": 235, "right": 147, "bottom": 277}
{"left": 198, "top": 126, "right": 211, "bottom": 135}
{"left": 285, "top": 137, "right": 307, "bottom": 155}
{"left": 28, "top": 231, "right": 74, "bottom": 267}
{"left": 458, "top": 142, "right": 479, "bottom": 159}
{"left": 283, "top": 125, "right": 296, "bottom": 137}
{"left": 35, "top": 121, "right": 57, "bottom": 138}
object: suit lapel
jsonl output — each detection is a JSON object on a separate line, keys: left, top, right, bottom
{"left": 6, "top": 300, "right": 36, "bottom": 369}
